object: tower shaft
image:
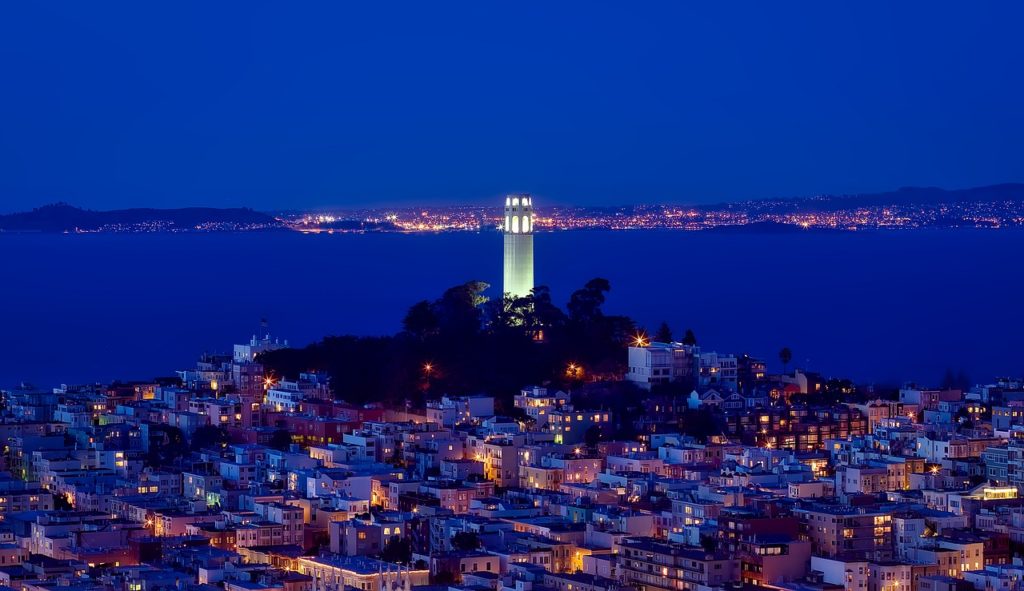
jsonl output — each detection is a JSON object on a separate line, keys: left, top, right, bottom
{"left": 502, "top": 194, "right": 534, "bottom": 298}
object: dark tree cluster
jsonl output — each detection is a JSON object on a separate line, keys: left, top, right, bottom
{"left": 379, "top": 536, "right": 413, "bottom": 563}
{"left": 260, "top": 278, "right": 638, "bottom": 409}
{"left": 450, "top": 531, "right": 481, "bottom": 551}
{"left": 190, "top": 425, "right": 230, "bottom": 451}
{"left": 940, "top": 368, "right": 972, "bottom": 392}
{"left": 144, "top": 424, "right": 187, "bottom": 468}
{"left": 268, "top": 429, "right": 293, "bottom": 451}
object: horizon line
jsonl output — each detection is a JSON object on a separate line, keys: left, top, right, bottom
{"left": 4, "top": 180, "right": 1023, "bottom": 216}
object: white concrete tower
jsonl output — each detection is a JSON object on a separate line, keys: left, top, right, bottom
{"left": 502, "top": 194, "right": 534, "bottom": 298}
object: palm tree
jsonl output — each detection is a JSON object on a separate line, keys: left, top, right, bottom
{"left": 654, "top": 321, "right": 673, "bottom": 343}
{"left": 779, "top": 347, "right": 792, "bottom": 374}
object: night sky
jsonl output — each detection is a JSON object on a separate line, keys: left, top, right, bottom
{"left": 2, "top": 2, "right": 1022, "bottom": 212}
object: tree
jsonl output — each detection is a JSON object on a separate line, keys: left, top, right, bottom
{"left": 451, "top": 532, "right": 481, "bottom": 551}
{"left": 268, "top": 429, "right": 292, "bottom": 451}
{"left": 678, "top": 408, "right": 722, "bottom": 442}
{"left": 779, "top": 347, "right": 793, "bottom": 374}
{"left": 402, "top": 300, "right": 438, "bottom": 339}
{"left": 380, "top": 536, "right": 412, "bottom": 563}
{"left": 484, "top": 293, "right": 533, "bottom": 332}
{"left": 531, "top": 285, "right": 567, "bottom": 332}
{"left": 433, "top": 281, "right": 489, "bottom": 335}
{"left": 956, "top": 370, "right": 971, "bottom": 391}
{"left": 654, "top": 322, "right": 673, "bottom": 343}
{"left": 940, "top": 368, "right": 971, "bottom": 392}
{"left": 682, "top": 329, "right": 698, "bottom": 346}
{"left": 567, "top": 278, "right": 610, "bottom": 324}
{"left": 260, "top": 278, "right": 636, "bottom": 409}
{"left": 144, "top": 425, "right": 187, "bottom": 468}
{"left": 191, "top": 425, "right": 229, "bottom": 451}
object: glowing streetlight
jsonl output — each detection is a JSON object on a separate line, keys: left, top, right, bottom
{"left": 423, "top": 363, "right": 434, "bottom": 377}
{"left": 632, "top": 333, "right": 649, "bottom": 347}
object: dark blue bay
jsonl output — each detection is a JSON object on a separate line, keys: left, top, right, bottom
{"left": 1, "top": 229, "right": 1022, "bottom": 387}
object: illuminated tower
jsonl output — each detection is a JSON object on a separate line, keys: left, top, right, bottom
{"left": 502, "top": 194, "right": 534, "bottom": 298}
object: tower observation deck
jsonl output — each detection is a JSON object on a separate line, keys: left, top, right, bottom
{"left": 502, "top": 194, "right": 534, "bottom": 298}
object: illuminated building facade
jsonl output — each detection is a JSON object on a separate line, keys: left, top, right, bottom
{"left": 503, "top": 194, "right": 534, "bottom": 298}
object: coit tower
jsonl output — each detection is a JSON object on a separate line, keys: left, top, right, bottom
{"left": 502, "top": 194, "right": 534, "bottom": 298}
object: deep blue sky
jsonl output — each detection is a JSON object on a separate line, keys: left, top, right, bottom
{"left": 1, "top": 2, "right": 1022, "bottom": 212}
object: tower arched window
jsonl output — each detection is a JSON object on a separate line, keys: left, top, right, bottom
{"left": 522, "top": 215, "right": 531, "bottom": 233}
{"left": 512, "top": 216, "right": 520, "bottom": 233}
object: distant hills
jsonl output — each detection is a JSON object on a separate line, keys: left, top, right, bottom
{"left": 743, "top": 183, "right": 1024, "bottom": 212}
{"left": 4, "top": 183, "right": 1023, "bottom": 233}
{"left": 0, "top": 203, "right": 280, "bottom": 233}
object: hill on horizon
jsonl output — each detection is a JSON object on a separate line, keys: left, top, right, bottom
{"left": 743, "top": 182, "right": 1024, "bottom": 212}
{"left": 3, "top": 182, "right": 1024, "bottom": 231}
{"left": 0, "top": 203, "right": 280, "bottom": 232}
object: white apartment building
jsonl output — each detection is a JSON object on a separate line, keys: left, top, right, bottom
{"left": 626, "top": 342, "right": 698, "bottom": 390}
